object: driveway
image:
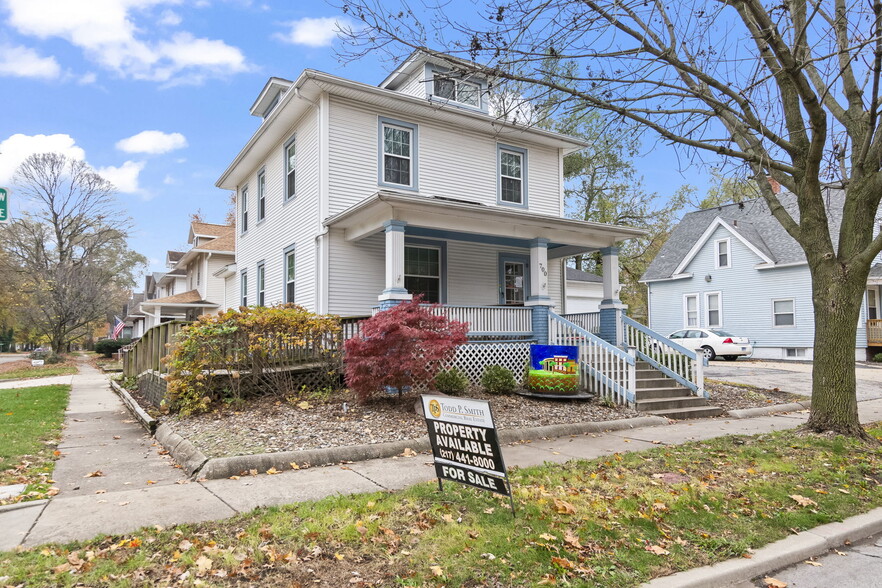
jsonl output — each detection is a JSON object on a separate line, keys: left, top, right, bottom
{"left": 705, "top": 360, "right": 882, "bottom": 402}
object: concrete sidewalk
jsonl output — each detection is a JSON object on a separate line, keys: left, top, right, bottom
{"left": 4, "top": 363, "right": 882, "bottom": 563}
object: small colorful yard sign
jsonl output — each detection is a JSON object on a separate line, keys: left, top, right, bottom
{"left": 422, "top": 395, "right": 512, "bottom": 500}
{"left": 526, "top": 345, "right": 580, "bottom": 395}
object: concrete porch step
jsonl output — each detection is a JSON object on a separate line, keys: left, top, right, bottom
{"left": 636, "top": 395, "right": 712, "bottom": 412}
{"left": 635, "top": 377, "right": 681, "bottom": 389}
{"left": 643, "top": 405, "right": 725, "bottom": 420}
{"left": 633, "top": 386, "right": 693, "bottom": 400}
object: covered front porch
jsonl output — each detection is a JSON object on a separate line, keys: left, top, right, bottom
{"left": 139, "top": 290, "right": 219, "bottom": 333}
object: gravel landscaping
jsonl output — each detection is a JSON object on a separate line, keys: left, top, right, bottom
{"left": 159, "top": 380, "right": 805, "bottom": 459}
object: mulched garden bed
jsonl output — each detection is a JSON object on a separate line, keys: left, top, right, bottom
{"left": 157, "top": 380, "right": 805, "bottom": 459}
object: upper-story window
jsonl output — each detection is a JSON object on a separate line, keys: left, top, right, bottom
{"left": 498, "top": 144, "right": 527, "bottom": 206}
{"left": 285, "top": 136, "right": 296, "bottom": 201}
{"left": 378, "top": 117, "right": 419, "bottom": 190}
{"left": 715, "top": 238, "right": 730, "bottom": 269}
{"left": 284, "top": 245, "right": 296, "bottom": 303}
{"left": 257, "top": 170, "right": 266, "bottom": 222}
{"left": 240, "top": 186, "right": 249, "bottom": 233}
{"left": 433, "top": 75, "right": 480, "bottom": 107}
{"left": 256, "top": 262, "right": 265, "bottom": 307}
{"left": 241, "top": 270, "right": 248, "bottom": 307}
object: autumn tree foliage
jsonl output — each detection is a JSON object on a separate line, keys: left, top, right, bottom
{"left": 344, "top": 298, "right": 469, "bottom": 402}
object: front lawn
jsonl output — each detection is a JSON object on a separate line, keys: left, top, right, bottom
{"left": 3, "top": 424, "right": 882, "bottom": 586}
{"left": 0, "top": 384, "right": 70, "bottom": 502}
{"left": 0, "top": 360, "right": 78, "bottom": 381}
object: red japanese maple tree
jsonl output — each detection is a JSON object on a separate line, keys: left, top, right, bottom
{"left": 343, "top": 297, "right": 469, "bottom": 402}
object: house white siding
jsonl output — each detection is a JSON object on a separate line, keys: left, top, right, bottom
{"left": 205, "top": 254, "right": 233, "bottom": 306}
{"left": 235, "top": 108, "right": 320, "bottom": 311}
{"left": 327, "top": 96, "right": 563, "bottom": 217}
{"left": 396, "top": 70, "right": 426, "bottom": 98}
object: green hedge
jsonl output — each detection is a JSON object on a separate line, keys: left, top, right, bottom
{"left": 95, "top": 338, "right": 131, "bottom": 358}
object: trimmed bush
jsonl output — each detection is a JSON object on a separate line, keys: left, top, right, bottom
{"left": 433, "top": 367, "right": 469, "bottom": 396}
{"left": 481, "top": 365, "right": 517, "bottom": 395}
{"left": 95, "top": 338, "right": 131, "bottom": 358}
{"left": 874, "top": 353, "right": 882, "bottom": 363}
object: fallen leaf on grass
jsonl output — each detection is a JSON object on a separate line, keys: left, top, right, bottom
{"left": 564, "top": 530, "right": 582, "bottom": 549}
{"left": 552, "top": 498, "right": 576, "bottom": 514}
{"left": 297, "top": 401, "right": 312, "bottom": 410}
{"left": 195, "top": 555, "right": 212, "bottom": 574}
{"left": 483, "top": 507, "right": 495, "bottom": 514}
{"left": 429, "top": 565, "right": 443, "bottom": 577}
{"left": 838, "top": 488, "right": 850, "bottom": 494}
{"left": 551, "top": 556, "right": 575, "bottom": 570}
{"left": 84, "top": 470, "right": 104, "bottom": 478}
{"left": 789, "top": 494, "right": 817, "bottom": 507}
{"left": 763, "top": 577, "right": 787, "bottom": 588}
{"left": 539, "top": 533, "right": 557, "bottom": 541}
{"left": 645, "top": 544, "right": 670, "bottom": 556}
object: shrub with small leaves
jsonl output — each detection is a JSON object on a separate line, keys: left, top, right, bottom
{"left": 481, "top": 365, "right": 517, "bottom": 395}
{"left": 433, "top": 367, "right": 469, "bottom": 396}
{"left": 874, "top": 353, "right": 882, "bottom": 363}
{"left": 95, "top": 338, "right": 131, "bottom": 358}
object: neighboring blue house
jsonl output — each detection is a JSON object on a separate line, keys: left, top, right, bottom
{"left": 641, "top": 187, "right": 877, "bottom": 362}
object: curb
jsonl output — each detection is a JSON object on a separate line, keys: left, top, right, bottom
{"left": 109, "top": 380, "right": 158, "bottom": 434}
{"left": 174, "top": 414, "right": 670, "bottom": 480}
{"left": 0, "top": 499, "right": 48, "bottom": 514}
{"left": 727, "top": 400, "right": 811, "bottom": 419}
{"left": 644, "top": 506, "right": 882, "bottom": 587}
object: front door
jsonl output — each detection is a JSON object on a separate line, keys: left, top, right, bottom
{"left": 504, "top": 261, "right": 526, "bottom": 305}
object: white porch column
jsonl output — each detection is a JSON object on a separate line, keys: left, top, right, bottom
{"left": 601, "top": 246, "right": 621, "bottom": 304}
{"left": 378, "top": 220, "right": 412, "bottom": 309}
{"left": 525, "top": 238, "right": 552, "bottom": 305}
{"left": 599, "top": 246, "right": 627, "bottom": 345}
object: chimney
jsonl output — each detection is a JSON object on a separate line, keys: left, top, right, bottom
{"left": 767, "top": 176, "right": 781, "bottom": 194}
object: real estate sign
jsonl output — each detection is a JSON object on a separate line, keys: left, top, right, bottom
{"left": 421, "top": 394, "right": 511, "bottom": 497}
{"left": 0, "top": 188, "right": 8, "bottom": 224}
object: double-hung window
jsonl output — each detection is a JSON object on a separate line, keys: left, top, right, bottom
{"left": 683, "top": 294, "right": 699, "bottom": 328}
{"left": 257, "top": 170, "right": 266, "bottom": 222}
{"left": 379, "top": 118, "right": 417, "bottom": 189}
{"left": 285, "top": 136, "right": 296, "bottom": 200}
{"left": 705, "top": 292, "right": 722, "bottom": 327}
{"left": 433, "top": 75, "right": 480, "bottom": 107}
{"left": 256, "top": 262, "right": 265, "bottom": 307}
{"left": 773, "top": 299, "right": 795, "bottom": 327}
{"left": 498, "top": 144, "right": 527, "bottom": 205}
{"left": 715, "top": 238, "right": 730, "bottom": 269}
{"left": 404, "top": 246, "right": 440, "bottom": 303}
{"left": 240, "top": 270, "right": 248, "bottom": 307}
{"left": 240, "top": 186, "right": 248, "bottom": 233}
{"left": 284, "top": 246, "right": 295, "bottom": 303}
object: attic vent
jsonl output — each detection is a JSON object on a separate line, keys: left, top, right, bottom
{"left": 733, "top": 220, "right": 738, "bottom": 227}
{"left": 432, "top": 195, "right": 485, "bottom": 206}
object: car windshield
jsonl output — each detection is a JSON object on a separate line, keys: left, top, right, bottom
{"left": 708, "top": 329, "right": 735, "bottom": 337}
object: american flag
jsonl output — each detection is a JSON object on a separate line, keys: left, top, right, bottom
{"left": 112, "top": 316, "right": 125, "bottom": 340}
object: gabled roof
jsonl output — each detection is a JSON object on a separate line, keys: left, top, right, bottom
{"left": 167, "top": 251, "right": 184, "bottom": 264}
{"left": 199, "top": 232, "right": 235, "bottom": 253}
{"left": 189, "top": 221, "right": 231, "bottom": 244}
{"left": 641, "top": 189, "right": 845, "bottom": 282}
{"left": 139, "top": 289, "right": 218, "bottom": 307}
{"left": 249, "top": 76, "right": 293, "bottom": 117}
{"left": 565, "top": 268, "right": 603, "bottom": 283}
{"left": 379, "top": 50, "right": 491, "bottom": 91}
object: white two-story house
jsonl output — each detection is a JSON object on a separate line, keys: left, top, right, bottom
{"left": 216, "top": 52, "right": 641, "bottom": 341}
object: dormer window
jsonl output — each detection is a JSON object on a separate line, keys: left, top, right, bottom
{"left": 433, "top": 75, "right": 480, "bottom": 107}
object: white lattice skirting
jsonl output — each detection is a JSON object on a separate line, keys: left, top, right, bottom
{"left": 450, "top": 341, "right": 534, "bottom": 384}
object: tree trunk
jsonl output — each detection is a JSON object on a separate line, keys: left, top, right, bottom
{"left": 806, "top": 263, "right": 869, "bottom": 438}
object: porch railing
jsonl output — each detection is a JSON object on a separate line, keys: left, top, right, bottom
{"left": 622, "top": 315, "right": 706, "bottom": 397}
{"left": 122, "top": 320, "right": 189, "bottom": 377}
{"left": 869, "top": 319, "right": 882, "bottom": 345}
{"left": 548, "top": 312, "right": 636, "bottom": 405}
{"left": 371, "top": 304, "right": 533, "bottom": 337}
{"left": 560, "top": 312, "right": 601, "bottom": 334}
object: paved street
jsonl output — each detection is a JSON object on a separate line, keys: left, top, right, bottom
{"left": 705, "top": 360, "right": 882, "bottom": 401}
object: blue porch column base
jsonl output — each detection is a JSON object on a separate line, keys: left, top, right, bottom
{"left": 598, "top": 303, "right": 626, "bottom": 346}
{"left": 530, "top": 304, "right": 551, "bottom": 345}
{"left": 378, "top": 298, "right": 407, "bottom": 311}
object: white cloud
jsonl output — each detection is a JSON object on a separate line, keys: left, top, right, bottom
{"left": 116, "top": 130, "right": 187, "bottom": 154}
{"left": 96, "top": 160, "right": 145, "bottom": 193}
{"left": 163, "top": 174, "right": 176, "bottom": 184}
{"left": 158, "top": 9, "right": 181, "bottom": 26}
{"left": 5, "top": 0, "right": 250, "bottom": 83}
{"left": 78, "top": 72, "right": 98, "bottom": 85}
{"left": 0, "top": 133, "right": 86, "bottom": 184}
{"left": 275, "top": 16, "right": 353, "bottom": 47}
{"left": 0, "top": 44, "right": 61, "bottom": 79}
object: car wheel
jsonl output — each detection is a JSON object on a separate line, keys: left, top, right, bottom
{"left": 723, "top": 355, "right": 739, "bottom": 361}
{"left": 701, "top": 346, "right": 716, "bottom": 361}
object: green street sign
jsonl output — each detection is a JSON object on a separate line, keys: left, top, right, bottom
{"left": 0, "top": 188, "right": 7, "bottom": 223}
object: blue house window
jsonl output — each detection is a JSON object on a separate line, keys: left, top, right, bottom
{"left": 378, "top": 117, "right": 418, "bottom": 191}
{"left": 497, "top": 144, "right": 528, "bottom": 207}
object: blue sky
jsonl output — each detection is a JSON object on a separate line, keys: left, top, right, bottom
{"left": 0, "top": 0, "right": 708, "bottom": 283}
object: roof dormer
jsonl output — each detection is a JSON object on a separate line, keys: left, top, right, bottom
{"left": 379, "top": 51, "right": 491, "bottom": 113}
{"left": 250, "top": 77, "right": 294, "bottom": 118}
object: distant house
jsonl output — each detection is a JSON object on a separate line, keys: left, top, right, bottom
{"left": 640, "top": 187, "right": 876, "bottom": 361}
{"left": 563, "top": 267, "right": 604, "bottom": 314}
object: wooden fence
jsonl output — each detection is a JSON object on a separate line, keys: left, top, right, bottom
{"left": 122, "top": 320, "right": 189, "bottom": 377}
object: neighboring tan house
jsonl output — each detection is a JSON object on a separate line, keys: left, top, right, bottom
{"left": 641, "top": 186, "right": 877, "bottom": 361}
{"left": 563, "top": 267, "right": 604, "bottom": 314}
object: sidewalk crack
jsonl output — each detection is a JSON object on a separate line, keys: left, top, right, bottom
{"left": 198, "top": 482, "right": 240, "bottom": 515}
{"left": 346, "top": 468, "right": 389, "bottom": 491}
{"left": 20, "top": 500, "right": 51, "bottom": 547}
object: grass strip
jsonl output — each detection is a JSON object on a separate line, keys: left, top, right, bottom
{"left": 0, "top": 384, "right": 70, "bottom": 498}
{"left": 3, "top": 424, "right": 882, "bottom": 586}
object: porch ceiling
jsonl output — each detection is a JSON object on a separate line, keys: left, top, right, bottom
{"left": 324, "top": 192, "right": 645, "bottom": 256}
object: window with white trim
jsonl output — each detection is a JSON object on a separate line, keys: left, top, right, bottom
{"left": 433, "top": 75, "right": 480, "bottom": 107}
{"left": 499, "top": 149, "right": 524, "bottom": 204}
{"left": 715, "top": 238, "right": 730, "bottom": 269}
{"left": 705, "top": 292, "right": 722, "bottom": 327}
{"left": 404, "top": 246, "right": 440, "bottom": 303}
{"left": 773, "top": 299, "right": 795, "bottom": 327}
{"left": 284, "top": 247, "right": 295, "bottom": 303}
{"left": 382, "top": 123, "right": 413, "bottom": 187}
{"left": 785, "top": 348, "right": 806, "bottom": 358}
{"left": 240, "top": 271, "right": 248, "bottom": 307}
{"left": 257, "top": 170, "right": 266, "bottom": 222}
{"left": 684, "top": 294, "right": 699, "bottom": 328}
{"left": 285, "top": 137, "right": 296, "bottom": 200}
{"left": 256, "top": 262, "right": 265, "bottom": 307}
{"left": 869, "top": 289, "right": 878, "bottom": 320}
{"left": 240, "top": 186, "right": 248, "bottom": 233}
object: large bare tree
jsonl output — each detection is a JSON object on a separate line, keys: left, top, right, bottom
{"left": 1, "top": 153, "right": 145, "bottom": 353}
{"left": 340, "top": 0, "right": 882, "bottom": 437}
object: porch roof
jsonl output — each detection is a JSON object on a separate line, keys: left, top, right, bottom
{"left": 324, "top": 191, "right": 645, "bottom": 257}
{"left": 139, "top": 289, "right": 219, "bottom": 311}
